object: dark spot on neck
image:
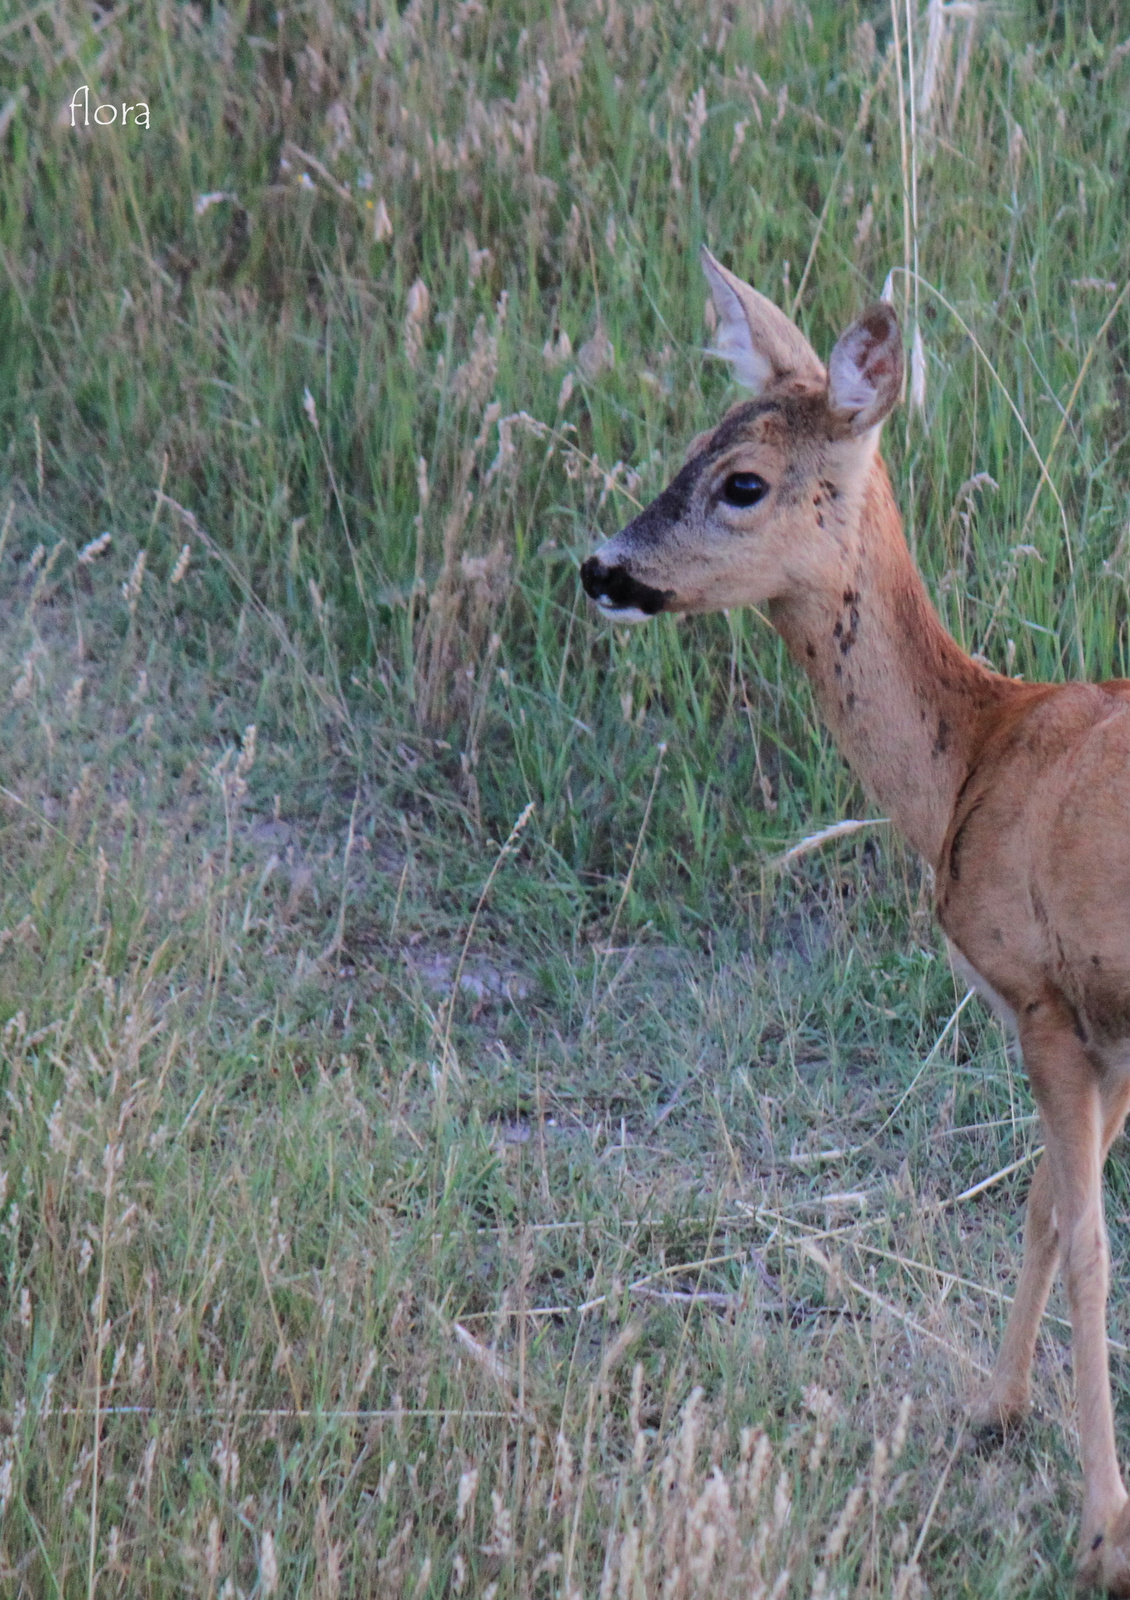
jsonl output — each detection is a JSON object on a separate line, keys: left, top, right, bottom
{"left": 836, "top": 590, "right": 861, "bottom": 654}
{"left": 932, "top": 717, "right": 951, "bottom": 758}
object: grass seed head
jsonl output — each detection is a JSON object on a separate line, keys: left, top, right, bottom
{"left": 404, "top": 278, "right": 431, "bottom": 368}
{"left": 121, "top": 550, "right": 146, "bottom": 615}
{"left": 78, "top": 531, "right": 112, "bottom": 564}
{"left": 685, "top": 85, "right": 707, "bottom": 156}
{"left": 258, "top": 1529, "right": 278, "bottom": 1595}
{"left": 170, "top": 543, "right": 191, "bottom": 584}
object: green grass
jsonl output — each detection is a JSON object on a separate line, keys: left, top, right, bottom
{"left": 1, "top": 0, "right": 1130, "bottom": 1593}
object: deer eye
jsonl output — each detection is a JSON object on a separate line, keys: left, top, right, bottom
{"left": 720, "top": 472, "right": 768, "bottom": 508}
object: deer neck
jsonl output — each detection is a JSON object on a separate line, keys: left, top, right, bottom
{"left": 767, "top": 453, "right": 1007, "bottom": 867}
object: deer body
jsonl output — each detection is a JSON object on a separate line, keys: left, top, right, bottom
{"left": 580, "top": 251, "right": 1130, "bottom": 1591}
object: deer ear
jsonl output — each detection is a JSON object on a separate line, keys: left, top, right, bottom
{"left": 827, "top": 303, "right": 903, "bottom": 433}
{"left": 700, "top": 248, "right": 825, "bottom": 395}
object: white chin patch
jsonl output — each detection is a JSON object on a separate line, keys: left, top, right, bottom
{"left": 595, "top": 600, "right": 653, "bottom": 624}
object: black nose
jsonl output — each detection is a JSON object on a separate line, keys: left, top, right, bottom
{"left": 580, "top": 556, "right": 671, "bottom": 615}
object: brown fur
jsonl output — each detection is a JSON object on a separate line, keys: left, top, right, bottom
{"left": 583, "top": 259, "right": 1130, "bottom": 1591}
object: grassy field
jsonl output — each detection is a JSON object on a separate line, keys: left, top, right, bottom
{"left": 1, "top": 0, "right": 1129, "bottom": 1593}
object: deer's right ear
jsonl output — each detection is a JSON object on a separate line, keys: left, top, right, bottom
{"left": 700, "top": 248, "right": 825, "bottom": 396}
{"left": 827, "top": 303, "right": 903, "bottom": 434}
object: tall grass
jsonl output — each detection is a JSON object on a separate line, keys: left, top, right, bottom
{"left": 0, "top": 0, "right": 1128, "bottom": 1593}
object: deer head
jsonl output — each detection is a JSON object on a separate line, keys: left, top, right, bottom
{"left": 580, "top": 249, "right": 903, "bottom": 621}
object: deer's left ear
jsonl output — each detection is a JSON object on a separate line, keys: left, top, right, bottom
{"left": 701, "top": 248, "right": 825, "bottom": 396}
{"left": 827, "top": 304, "right": 903, "bottom": 434}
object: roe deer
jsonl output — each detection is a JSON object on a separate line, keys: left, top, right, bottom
{"left": 581, "top": 249, "right": 1130, "bottom": 1592}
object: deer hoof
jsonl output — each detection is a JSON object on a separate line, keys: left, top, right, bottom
{"left": 1075, "top": 1504, "right": 1130, "bottom": 1594}
{"left": 966, "top": 1388, "right": 1030, "bottom": 1441}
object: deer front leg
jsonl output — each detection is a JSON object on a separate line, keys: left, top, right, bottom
{"left": 973, "top": 1073, "right": 1130, "bottom": 1444}
{"left": 970, "top": 1151, "right": 1058, "bottom": 1433}
{"left": 1022, "top": 1023, "right": 1129, "bottom": 1592}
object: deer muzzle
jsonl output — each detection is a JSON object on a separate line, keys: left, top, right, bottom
{"left": 580, "top": 554, "right": 673, "bottom": 623}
